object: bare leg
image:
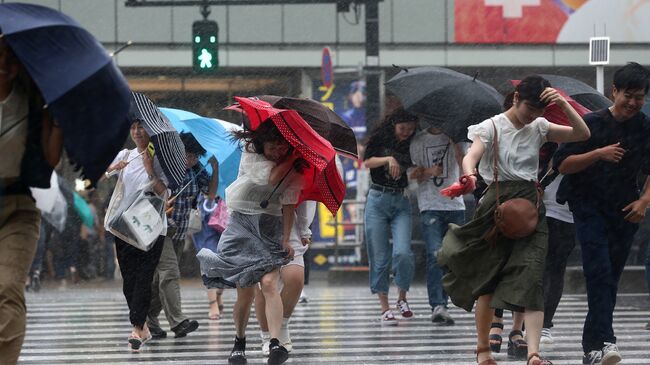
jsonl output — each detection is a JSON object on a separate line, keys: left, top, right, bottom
{"left": 259, "top": 269, "right": 283, "bottom": 339}
{"left": 475, "top": 295, "right": 495, "bottom": 363}
{"left": 208, "top": 289, "right": 221, "bottom": 319}
{"left": 254, "top": 285, "right": 269, "bottom": 332}
{"left": 397, "top": 287, "right": 407, "bottom": 302}
{"left": 279, "top": 265, "right": 304, "bottom": 318}
{"left": 524, "top": 310, "right": 544, "bottom": 361}
{"left": 378, "top": 293, "right": 390, "bottom": 313}
{"left": 233, "top": 286, "right": 256, "bottom": 338}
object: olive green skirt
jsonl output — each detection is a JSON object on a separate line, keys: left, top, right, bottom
{"left": 437, "top": 181, "right": 548, "bottom": 313}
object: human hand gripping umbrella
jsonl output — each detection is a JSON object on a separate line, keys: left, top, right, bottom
{"left": 129, "top": 92, "right": 186, "bottom": 190}
{"left": 233, "top": 97, "right": 346, "bottom": 216}
{"left": 0, "top": 3, "right": 131, "bottom": 185}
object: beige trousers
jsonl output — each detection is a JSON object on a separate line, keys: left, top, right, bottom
{"left": 0, "top": 195, "right": 40, "bottom": 365}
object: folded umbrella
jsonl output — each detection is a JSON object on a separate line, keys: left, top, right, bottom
{"left": 160, "top": 107, "right": 242, "bottom": 198}
{"left": 385, "top": 66, "right": 504, "bottom": 142}
{"left": 0, "top": 3, "right": 131, "bottom": 185}
{"left": 129, "top": 92, "right": 186, "bottom": 190}
{"left": 228, "top": 95, "right": 358, "bottom": 159}
{"left": 234, "top": 97, "right": 345, "bottom": 215}
{"left": 539, "top": 74, "right": 612, "bottom": 111}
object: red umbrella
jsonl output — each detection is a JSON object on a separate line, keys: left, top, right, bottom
{"left": 511, "top": 80, "right": 592, "bottom": 125}
{"left": 234, "top": 97, "right": 345, "bottom": 215}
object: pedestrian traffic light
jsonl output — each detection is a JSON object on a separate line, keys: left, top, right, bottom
{"left": 192, "top": 20, "right": 218, "bottom": 74}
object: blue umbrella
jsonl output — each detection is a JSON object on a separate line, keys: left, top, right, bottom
{"left": 0, "top": 3, "right": 131, "bottom": 185}
{"left": 160, "top": 108, "right": 242, "bottom": 199}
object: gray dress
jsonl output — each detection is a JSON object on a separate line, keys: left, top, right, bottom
{"left": 197, "top": 211, "right": 290, "bottom": 289}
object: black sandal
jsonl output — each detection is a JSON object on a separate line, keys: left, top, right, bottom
{"left": 489, "top": 322, "right": 504, "bottom": 353}
{"left": 507, "top": 330, "right": 528, "bottom": 360}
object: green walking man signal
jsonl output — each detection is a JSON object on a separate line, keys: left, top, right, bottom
{"left": 192, "top": 20, "right": 218, "bottom": 73}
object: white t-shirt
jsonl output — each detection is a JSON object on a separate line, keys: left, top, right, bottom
{"left": 468, "top": 113, "right": 550, "bottom": 184}
{"left": 225, "top": 150, "right": 302, "bottom": 216}
{"left": 543, "top": 174, "right": 573, "bottom": 224}
{"left": 106, "top": 148, "right": 170, "bottom": 233}
{"left": 409, "top": 130, "right": 465, "bottom": 211}
{"left": 0, "top": 86, "right": 29, "bottom": 179}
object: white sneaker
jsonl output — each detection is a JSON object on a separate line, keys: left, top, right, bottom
{"left": 540, "top": 328, "right": 554, "bottom": 344}
{"left": 381, "top": 310, "right": 398, "bottom": 326}
{"left": 600, "top": 342, "right": 622, "bottom": 365}
{"left": 261, "top": 333, "right": 270, "bottom": 356}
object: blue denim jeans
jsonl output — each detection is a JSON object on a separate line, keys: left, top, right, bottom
{"left": 571, "top": 202, "right": 638, "bottom": 353}
{"left": 420, "top": 210, "right": 465, "bottom": 308}
{"left": 364, "top": 189, "right": 414, "bottom": 295}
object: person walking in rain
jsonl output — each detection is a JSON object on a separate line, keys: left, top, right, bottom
{"left": 0, "top": 37, "right": 63, "bottom": 365}
{"left": 554, "top": 62, "right": 650, "bottom": 365}
{"left": 363, "top": 108, "right": 418, "bottom": 325}
{"left": 437, "top": 75, "right": 590, "bottom": 365}
{"left": 254, "top": 200, "right": 317, "bottom": 356}
{"left": 197, "top": 120, "right": 305, "bottom": 365}
{"left": 409, "top": 125, "right": 466, "bottom": 325}
{"left": 146, "top": 132, "right": 218, "bottom": 339}
{"left": 104, "top": 119, "right": 169, "bottom": 352}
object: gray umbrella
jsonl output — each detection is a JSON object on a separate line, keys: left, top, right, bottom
{"left": 129, "top": 92, "right": 186, "bottom": 190}
{"left": 540, "top": 74, "right": 612, "bottom": 111}
{"left": 386, "top": 66, "right": 503, "bottom": 142}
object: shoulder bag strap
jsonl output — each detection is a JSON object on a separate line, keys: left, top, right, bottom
{"left": 490, "top": 118, "right": 501, "bottom": 206}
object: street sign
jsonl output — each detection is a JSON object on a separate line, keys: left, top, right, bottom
{"left": 321, "top": 47, "right": 333, "bottom": 88}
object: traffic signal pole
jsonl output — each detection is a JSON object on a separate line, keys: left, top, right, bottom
{"left": 364, "top": 0, "right": 381, "bottom": 132}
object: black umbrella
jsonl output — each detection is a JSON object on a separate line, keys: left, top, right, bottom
{"left": 385, "top": 66, "right": 503, "bottom": 142}
{"left": 129, "top": 92, "right": 186, "bottom": 190}
{"left": 539, "top": 74, "right": 612, "bottom": 111}
{"left": 227, "top": 95, "right": 358, "bottom": 159}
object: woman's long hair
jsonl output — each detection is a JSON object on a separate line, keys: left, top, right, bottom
{"left": 232, "top": 119, "right": 287, "bottom": 154}
{"left": 366, "top": 108, "right": 418, "bottom": 147}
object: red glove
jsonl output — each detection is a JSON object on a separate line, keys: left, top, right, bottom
{"left": 440, "top": 175, "right": 476, "bottom": 198}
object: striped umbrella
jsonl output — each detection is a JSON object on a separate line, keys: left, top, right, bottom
{"left": 129, "top": 92, "right": 186, "bottom": 190}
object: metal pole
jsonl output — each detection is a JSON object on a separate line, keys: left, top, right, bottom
{"left": 364, "top": 0, "right": 381, "bottom": 132}
{"left": 596, "top": 65, "right": 605, "bottom": 94}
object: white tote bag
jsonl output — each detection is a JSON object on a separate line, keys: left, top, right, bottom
{"left": 121, "top": 190, "right": 165, "bottom": 250}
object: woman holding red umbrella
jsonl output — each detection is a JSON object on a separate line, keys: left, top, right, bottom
{"left": 198, "top": 120, "right": 305, "bottom": 365}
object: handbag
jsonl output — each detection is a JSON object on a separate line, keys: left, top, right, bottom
{"left": 207, "top": 198, "right": 229, "bottom": 233}
{"left": 186, "top": 208, "right": 203, "bottom": 235}
{"left": 121, "top": 189, "right": 165, "bottom": 250}
{"left": 486, "top": 119, "right": 540, "bottom": 242}
{"left": 104, "top": 150, "right": 167, "bottom": 251}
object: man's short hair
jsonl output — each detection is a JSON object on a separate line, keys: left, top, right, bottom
{"left": 613, "top": 62, "right": 650, "bottom": 94}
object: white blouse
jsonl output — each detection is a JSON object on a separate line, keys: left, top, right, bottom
{"left": 225, "top": 150, "right": 302, "bottom": 216}
{"left": 468, "top": 113, "right": 550, "bottom": 184}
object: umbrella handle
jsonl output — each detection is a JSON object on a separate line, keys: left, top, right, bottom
{"left": 260, "top": 167, "right": 294, "bottom": 209}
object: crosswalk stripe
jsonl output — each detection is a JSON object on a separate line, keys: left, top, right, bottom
{"left": 20, "top": 290, "right": 650, "bottom": 365}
